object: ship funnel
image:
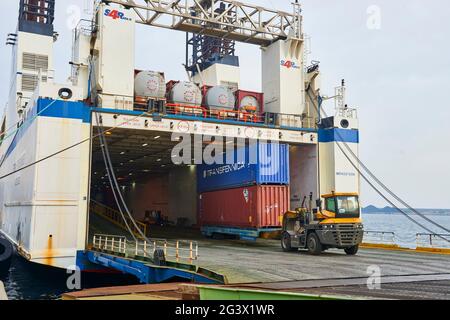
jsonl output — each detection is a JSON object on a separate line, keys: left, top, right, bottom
{"left": 18, "top": 0, "right": 55, "bottom": 36}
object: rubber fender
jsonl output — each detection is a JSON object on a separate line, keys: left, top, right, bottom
{"left": 0, "top": 237, "right": 13, "bottom": 278}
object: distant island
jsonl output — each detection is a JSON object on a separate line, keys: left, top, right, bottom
{"left": 362, "top": 205, "right": 450, "bottom": 215}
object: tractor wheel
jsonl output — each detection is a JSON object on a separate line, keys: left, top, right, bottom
{"left": 281, "top": 232, "right": 296, "bottom": 252}
{"left": 344, "top": 245, "right": 359, "bottom": 255}
{"left": 307, "top": 233, "right": 323, "bottom": 255}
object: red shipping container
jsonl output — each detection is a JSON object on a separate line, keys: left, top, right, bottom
{"left": 199, "top": 185, "right": 289, "bottom": 229}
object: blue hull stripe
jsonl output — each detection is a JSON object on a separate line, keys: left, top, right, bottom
{"left": 318, "top": 128, "right": 359, "bottom": 143}
{"left": 1, "top": 99, "right": 92, "bottom": 164}
{"left": 36, "top": 98, "right": 92, "bottom": 123}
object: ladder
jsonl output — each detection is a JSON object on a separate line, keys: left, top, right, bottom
{"left": 89, "top": 200, "right": 147, "bottom": 239}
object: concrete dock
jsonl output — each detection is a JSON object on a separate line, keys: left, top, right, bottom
{"left": 63, "top": 273, "right": 450, "bottom": 300}
{"left": 195, "top": 239, "right": 450, "bottom": 284}
{"left": 82, "top": 220, "right": 450, "bottom": 300}
{"left": 131, "top": 225, "right": 450, "bottom": 284}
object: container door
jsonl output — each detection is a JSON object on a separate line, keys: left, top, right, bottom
{"left": 255, "top": 185, "right": 288, "bottom": 228}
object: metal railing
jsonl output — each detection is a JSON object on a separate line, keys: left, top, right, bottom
{"left": 133, "top": 102, "right": 318, "bottom": 130}
{"left": 92, "top": 234, "right": 199, "bottom": 264}
{"left": 92, "top": 234, "right": 127, "bottom": 254}
{"left": 363, "top": 231, "right": 396, "bottom": 245}
{"left": 416, "top": 233, "right": 450, "bottom": 249}
{"left": 363, "top": 231, "right": 450, "bottom": 250}
{"left": 134, "top": 103, "right": 267, "bottom": 124}
{"left": 166, "top": 104, "right": 207, "bottom": 118}
{"left": 336, "top": 107, "right": 358, "bottom": 119}
{"left": 90, "top": 201, "right": 147, "bottom": 239}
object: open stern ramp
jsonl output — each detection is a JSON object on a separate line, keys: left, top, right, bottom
{"left": 77, "top": 235, "right": 225, "bottom": 285}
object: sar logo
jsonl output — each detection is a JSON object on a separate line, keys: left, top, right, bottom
{"left": 104, "top": 9, "right": 132, "bottom": 21}
{"left": 280, "top": 60, "right": 300, "bottom": 69}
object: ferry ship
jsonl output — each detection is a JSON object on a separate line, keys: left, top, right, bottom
{"left": 0, "top": 0, "right": 361, "bottom": 271}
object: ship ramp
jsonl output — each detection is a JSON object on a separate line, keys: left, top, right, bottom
{"left": 78, "top": 234, "right": 225, "bottom": 285}
{"left": 83, "top": 207, "right": 226, "bottom": 285}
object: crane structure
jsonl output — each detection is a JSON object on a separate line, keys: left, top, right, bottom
{"left": 105, "top": 0, "right": 302, "bottom": 46}
{"left": 85, "top": 0, "right": 309, "bottom": 118}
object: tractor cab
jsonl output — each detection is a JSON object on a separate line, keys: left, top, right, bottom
{"left": 317, "top": 193, "right": 361, "bottom": 220}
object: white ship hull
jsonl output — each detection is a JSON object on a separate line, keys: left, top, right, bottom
{"left": 0, "top": 100, "right": 91, "bottom": 269}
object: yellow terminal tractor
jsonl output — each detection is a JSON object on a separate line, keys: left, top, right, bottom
{"left": 281, "top": 192, "right": 364, "bottom": 255}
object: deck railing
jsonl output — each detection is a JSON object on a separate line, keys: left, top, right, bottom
{"left": 92, "top": 234, "right": 199, "bottom": 264}
{"left": 363, "top": 231, "right": 396, "bottom": 245}
{"left": 416, "top": 233, "right": 450, "bottom": 249}
{"left": 363, "top": 231, "right": 450, "bottom": 251}
{"left": 132, "top": 102, "right": 318, "bottom": 129}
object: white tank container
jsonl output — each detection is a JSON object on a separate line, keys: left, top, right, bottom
{"left": 205, "top": 86, "right": 235, "bottom": 110}
{"left": 168, "top": 81, "right": 202, "bottom": 106}
{"left": 134, "top": 71, "right": 166, "bottom": 99}
{"left": 239, "top": 95, "right": 260, "bottom": 112}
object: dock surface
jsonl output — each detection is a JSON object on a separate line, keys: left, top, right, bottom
{"left": 63, "top": 274, "right": 450, "bottom": 300}
{"left": 84, "top": 222, "right": 450, "bottom": 300}
{"left": 194, "top": 238, "right": 450, "bottom": 284}
{"left": 89, "top": 222, "right": 450, "bottom": 283}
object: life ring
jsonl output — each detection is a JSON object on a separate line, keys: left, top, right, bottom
{"left": 58, "top": 88, "right": 73, "bottom": 100}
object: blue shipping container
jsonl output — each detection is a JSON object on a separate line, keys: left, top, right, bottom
{"left": 197, "top": 142, "right": 290, "bottom": 193}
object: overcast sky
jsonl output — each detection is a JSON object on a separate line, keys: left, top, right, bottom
{"left": 0, "top": 0, "right": 449, "bottom": 208}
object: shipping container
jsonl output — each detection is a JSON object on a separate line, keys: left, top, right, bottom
{"left": 199, "top": 185, "right": 290, "bottom": 229}
{"left": 197, "top": 142, "right": 290, "bottom": 193}
{"left": 235, "top": 90, "right": 264, "bottom": 113}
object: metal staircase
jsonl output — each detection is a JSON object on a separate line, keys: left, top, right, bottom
{"left": 86, "top": 203, "right": 226, "bottom": 284}
{"left": 89, "top": 200, "right": 147, "bottom": 239}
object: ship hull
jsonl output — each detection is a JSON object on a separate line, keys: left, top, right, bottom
{"left": 0, "top": 99, "right": 91, "bottom": 270}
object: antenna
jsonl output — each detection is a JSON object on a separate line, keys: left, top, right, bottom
{"left": 292, "top": 0, "right": 302, "bottom": 38}
{"left": 335, "top": 79, "right": 346, "bottom": 111}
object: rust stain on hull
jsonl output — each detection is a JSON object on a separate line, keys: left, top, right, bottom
{"left": 44, "top": 236, "right": 54, "bottom": 266}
